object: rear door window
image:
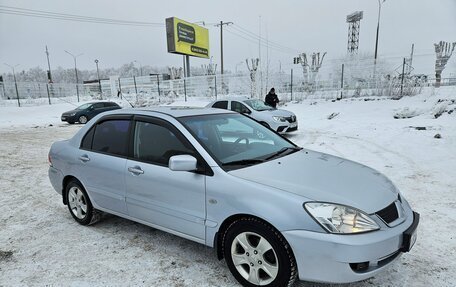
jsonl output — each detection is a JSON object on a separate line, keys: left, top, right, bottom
{"left": 91, "top": 120, "right": 131, "bottom": 156}
{"left": 92, "top": 103, "right": 104, "bottom": 109}
{"left": 212, "top": 101, "right": 228, "bottom": 109}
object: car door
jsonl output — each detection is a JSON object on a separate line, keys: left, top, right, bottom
{"left": 125, "top": 117, "right": 206, "bottom": 241}
{"left": 77, "top": 117, "right": 131, "bottom": 214}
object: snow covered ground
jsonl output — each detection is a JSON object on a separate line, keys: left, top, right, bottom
{"left": 0, "top": 87, "right": 455, "bottom": 286}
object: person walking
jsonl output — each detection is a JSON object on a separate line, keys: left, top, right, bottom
{"left": 265, "top": 87, "right": 279, "bottom": 108}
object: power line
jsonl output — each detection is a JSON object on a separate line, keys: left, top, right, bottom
{"left": 224, "top": 27, "right": 296, "bottom": 56}
{"left": 0, "top": 5, "right": 164, "bottom": 27}
{"left": 232, "top": 24, "right": 299, "bottom": 53}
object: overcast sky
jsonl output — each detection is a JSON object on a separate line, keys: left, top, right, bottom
{"left": 1, "top": 0, "right": 455, "bottom": 75}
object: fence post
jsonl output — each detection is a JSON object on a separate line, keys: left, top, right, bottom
{"left": 133, "top": 76, "right": 138, "bottom": 94}
{"left": 290, "top": 69, "right": 293, "bottom": 101}
{"left": 214, "top": 75, "right": 217, "bottom": 100}
{"left": 0, "top": 83, "right": 5, "bottom": 99}
{"left": 156, "top": 74, "right": 161, "bottom": 103}
{"left": 340, "top": 63, "right": 344, "bottom": 100}
{"left": 46, "top": 83, "right": 51, "bottom": 105}
{"left": 14, "top": 80, "right": 20, "bottom": 107}
{"left": 400, "top": 57, "right": 406, "bottom": 96}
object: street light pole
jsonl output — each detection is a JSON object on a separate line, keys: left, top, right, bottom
{"left": 374, "top": 0, "right": 386, "bottom": 64}
{"left": 94, "top": 59, "right": 101, "bottom": 95}
{"left": 4, "top": 63, "right": 21, "bottom": 107}
{"left": 65, "top": 50, "right": 83, "bottom": 102}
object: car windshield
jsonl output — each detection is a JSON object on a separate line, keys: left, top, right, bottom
{"left": 76, "top": 103, "right": 92, "bottom": 110}
{"left": 179, "top": 113, "right": 299, "bottom": 170}
{"left": 244, "top": 99, "right": 275, "bottom": 111}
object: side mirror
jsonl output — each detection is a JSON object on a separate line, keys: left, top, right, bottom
{"left": 169, "top": 155, "right": 197, "bottom": 171}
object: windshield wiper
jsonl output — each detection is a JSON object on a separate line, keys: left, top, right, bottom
{"left": 222, "top": 159, "right": 265, "bottom": 166}
{"left": 264, "top": 147, "right": 302, "bottom": 161}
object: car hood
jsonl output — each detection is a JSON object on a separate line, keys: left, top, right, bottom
{"left": 228, "top": 150, "right": 398, "bottom": 213}
{"left": 258, "top": 109, "right": 294, "bottom": 117}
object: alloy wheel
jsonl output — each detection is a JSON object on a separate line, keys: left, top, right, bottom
{"left": 231, "top": 231, "right": 279, "bottom": 285}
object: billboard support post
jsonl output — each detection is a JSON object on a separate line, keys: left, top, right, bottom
{"left": 185, "top": 55, "right": 190, "bottom": 77}
{"left": 183, "top": 78, "right": 187, "bottom": 102}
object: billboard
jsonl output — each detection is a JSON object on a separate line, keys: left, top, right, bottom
{"left": 166, "top": 17, "right": 209, "bottom": 58}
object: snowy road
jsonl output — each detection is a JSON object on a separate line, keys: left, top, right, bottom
{"left": 1, "top": 90, "right": 455, "bottom": 286}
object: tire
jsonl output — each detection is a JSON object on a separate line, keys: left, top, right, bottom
{"left": 65, "top": 180, "right": 101, "bottom": 225}
{"left": 222, "top": 217, "right": 297, "bottom": 287}
{"left": 78, "top": 115, "right": 88, "bottom": 124}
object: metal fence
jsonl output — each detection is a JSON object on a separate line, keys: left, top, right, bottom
{"left": 1, "top": 71, "right": 455, "bottom": 107}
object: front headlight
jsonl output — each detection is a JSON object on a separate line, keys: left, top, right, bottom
{"left": 273, "top": 116, "right": 287, "bottom": 122}
{"left": 304, "top": 202, "right": 380, "bottom": 234}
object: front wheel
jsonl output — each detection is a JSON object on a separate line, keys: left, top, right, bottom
{"left": 78, "top": 115, "right": 88, "bottom": 124}
{"left": 223, "top": 217, "right": 297, "bottom": 287}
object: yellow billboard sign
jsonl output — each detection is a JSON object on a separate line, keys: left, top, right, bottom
{"left": 166, "top": 17, "right": 209, "bottom": 58}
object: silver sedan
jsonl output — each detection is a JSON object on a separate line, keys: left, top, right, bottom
{"left": 48, "top": 107, "right": 419, "bottom": 286}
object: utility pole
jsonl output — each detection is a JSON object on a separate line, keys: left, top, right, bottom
{"left": 400, "top": 58, "right": 406, "bottom": 96}
{"left": 64, "top": 50, "right": 83, "bottom": 102}
{"left": 215, "top": 21, "right": 233, "bottom": 74}
{"left": 45, "top": 45, "right": 53, "bottom": 83}
{"left": 4, "top": 63, "right": 20, "bottom": 107}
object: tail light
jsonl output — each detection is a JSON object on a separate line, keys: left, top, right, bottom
{"left": 48, "top": 153, "right": 53, "bottom": 166}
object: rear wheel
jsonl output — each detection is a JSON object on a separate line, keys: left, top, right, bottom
{"left": 78, "top": 115, "right": 88, "bottom": 124}
{"left": 65, "top": 180, "right": 100, "bottom": 225}
{"left": 223, "top": 217, "right": 297, "bottom": 287}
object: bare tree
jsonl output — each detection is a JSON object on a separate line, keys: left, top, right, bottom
{"left": 246, "top": 58, "right": 259, "bottom": 98}
{"left": 434, "top": 41, "right": 456, "bottom": 87}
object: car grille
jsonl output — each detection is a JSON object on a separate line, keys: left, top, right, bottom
{"left": 286, "top": 116, "right": 296, "bottom": 123}
{"left": 376, "top": 202, "right": 399, "bottom": 224}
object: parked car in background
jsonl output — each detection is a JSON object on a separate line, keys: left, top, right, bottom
{"left": 61, "top": 101, "right": 121, "bottom": 124}
{"left": 207, "top": 98, "right": 298, "bottom": 133}
{"left": 48, "top": 107, "right": 419, "bottom": 287}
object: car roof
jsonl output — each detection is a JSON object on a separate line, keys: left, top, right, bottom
{"left": 215, "top": 97, "right": 251, "bottom": 102}
{"left": 107, "top": 106, "right": 235, "bottom": 118}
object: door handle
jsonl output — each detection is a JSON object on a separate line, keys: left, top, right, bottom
{"left": 79, "top": 155, "right": 90, "bottom": 162}
{"left": 128, "top": 166, "right": 144, "bottom": 175}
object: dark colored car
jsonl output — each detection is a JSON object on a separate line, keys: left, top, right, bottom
{"left": 61, "top": 102, "right": 121, "bottom": 124}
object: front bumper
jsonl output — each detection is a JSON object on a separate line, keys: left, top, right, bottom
{"left": 271, "top": 121, "right": 298, "bottom": 133}
{"left": 61, "top": 114, "right": 77, "bottom": 122}
{"left": 283, "top": 210, "right": 419, "bottom": 284}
